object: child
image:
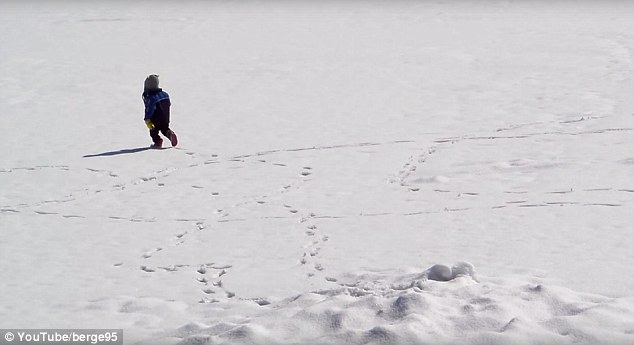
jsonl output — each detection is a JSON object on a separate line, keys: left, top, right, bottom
{"left": 142, "top": 74, "right": 178, "bottom": 148}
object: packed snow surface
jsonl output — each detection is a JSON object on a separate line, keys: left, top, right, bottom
{"left": 1, "top": 1, "right": 633, "bottom": 344}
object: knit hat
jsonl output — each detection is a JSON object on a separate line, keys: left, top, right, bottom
{"left": 144, "top": 74, "right": 160, "bottom": 91}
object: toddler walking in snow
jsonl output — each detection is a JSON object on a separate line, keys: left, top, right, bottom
{"left": 143, "top": 74, "right": 178, "bottom": 148}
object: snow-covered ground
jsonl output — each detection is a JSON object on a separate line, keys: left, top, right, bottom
{"left": 1, "top": 1, "right": 633, "bottom": 344}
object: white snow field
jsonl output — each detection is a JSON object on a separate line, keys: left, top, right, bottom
{"left": 1, "top": 1, "right": 634, "bottom": 344}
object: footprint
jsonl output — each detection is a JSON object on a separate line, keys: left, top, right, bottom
{"left": 62, "top": 215, "right": 84, "bottom": 219}
{"left": 34, "top": 211, "right": 57, "bottom": 215}
{"left": 140, "top": 266, "right": 155, "bottom": 273}
{"left": 141, "top": 247, "right": 162, "bottom": 259}
{"left": 584, "top": 203, "right": 621, "bottom": 207}
{"left": 198, "top": 298, "right": 220, "bottom": 304}
{"left": 158, "top": 266, "right": 178, "bottom": 272}
{"left": 251, "top": 298, "right": 271, "bottom": 306}
{"left": 548, "top": 190, "right": 574, "bottom": 194}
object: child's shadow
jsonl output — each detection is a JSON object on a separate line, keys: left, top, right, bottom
{"left": 83, "top": 147, "right": 150, "bottom": 158}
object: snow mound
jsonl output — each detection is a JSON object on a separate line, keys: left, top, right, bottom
{"left": 147, "top": 263, "right": 634, "bottom": 345}
{"left": 426, "top": 262, "right": 476, "bottom": 282}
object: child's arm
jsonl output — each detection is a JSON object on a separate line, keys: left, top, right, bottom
{"left": 143, "top": 95, "right": 156, "bottom": 129}
{"left": 144, "top": 98, "right": 156, "bottom": 120}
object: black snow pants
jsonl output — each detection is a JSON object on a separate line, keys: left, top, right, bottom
{"left": 149, "top": 98, "right": 173, "bottom": 144}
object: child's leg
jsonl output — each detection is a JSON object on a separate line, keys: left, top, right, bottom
{"left": 159, "top": 127, "right": 172, "bottom": 137}
{"left": 159, "top": 127, "right": 177, "bottom": 147}
{"left": 154, "top": 117, "right": 177, "bottom": 147}
{"left": 150, "top": 128, "right": 162, "bottom": 144}
{"left": 153, "top": 118, "right": 170, "bottom": 137}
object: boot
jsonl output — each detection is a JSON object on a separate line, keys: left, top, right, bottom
{"left": 169, "top": 131, "right": 178, "bottom": 147}
{"left": 150, "top": 138, "right": 163, "bottom": 149}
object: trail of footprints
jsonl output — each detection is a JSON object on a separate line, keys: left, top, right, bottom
{"left": 196, "top": 263, "right": 236, "bottom": 303}
{"left": 247, "top": 163, "right": 335, "bottom": 283}
{"left": 392, "top": 146, "right": 438, "bottom": 190}
{"left": 131, "top": 220, "right": 238, "bottom": 303}
{"left": 129, "top": 162, "right": 331, "bottom": 303}
{"left": 298, "top": 221, "right": 334, "bottom": 281}
{"left": 12, "top": 133, "right": 630, "bottom": 301}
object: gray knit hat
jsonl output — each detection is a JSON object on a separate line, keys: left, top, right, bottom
{"left": 144, "top": 74, "right": 160, "bottom": 91}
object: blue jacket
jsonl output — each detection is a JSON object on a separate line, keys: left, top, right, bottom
{"left": 143, "top": 90, "right": 170, "bottom": 120}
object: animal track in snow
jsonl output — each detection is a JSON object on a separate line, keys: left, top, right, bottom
{"left": 392, "top": 146, "right": 437, "bottom": 187}
{"left": 157, "top": 266, "right": 178, "bottom": 272}
{"left": 140, "top": 265, "right": 155, "bottom": 273}
{"left": 584, "top": 203, "right": 621, "bottom": 207}
{"left": 141, "top": 247, "right": 163, "bottom": 259}
{"left": 297, "top": 223, "right": 332, "bottom": 278}
{"left": 34, "top": 210, "right": 58, "bottom": 215}
{"left": 194, "top": 263, "right": 234, "bottom": 302}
